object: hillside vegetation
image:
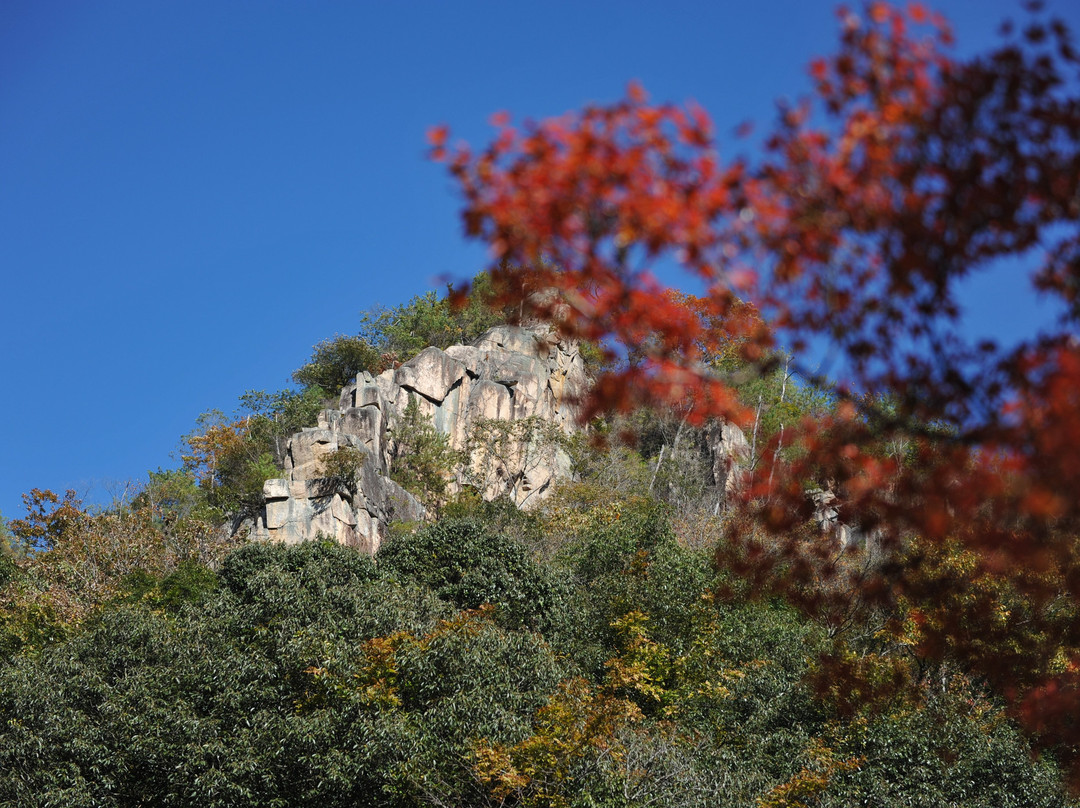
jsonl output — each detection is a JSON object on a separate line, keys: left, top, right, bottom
{"left": 1, "top": 509, "right": 1073, "bottom": 806}
{"left": 0, "top": 280, "right": 1076, "bottom": 806}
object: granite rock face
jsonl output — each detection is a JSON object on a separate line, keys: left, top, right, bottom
{"left": 246, "top": 323, "right": 755, "bottom": 555}
{"left": 247, "top": 325, "right": 589, "bottom": 554}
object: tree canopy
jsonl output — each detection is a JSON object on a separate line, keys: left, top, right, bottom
{"left": 2, "top": 517, "right": 1071, "bottom": 806}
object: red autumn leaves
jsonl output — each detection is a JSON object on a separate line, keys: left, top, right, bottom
{"left": 434, "top": 0, "right": 1080, "bottom": 785}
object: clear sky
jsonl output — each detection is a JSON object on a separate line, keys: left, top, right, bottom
{"left": 2, "top": 1, "right": 1076, "bottom": 518}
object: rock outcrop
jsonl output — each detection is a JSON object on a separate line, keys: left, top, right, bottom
{"left": 248, "top": 325, "right": 589, "bottom": 554}
{"left": 811, "top": 485, "right": 880, "bottom": 550}
{"left": 244, "top": 322, "right": 760, "bottom": 556}
{"left": 708, "top": 419, "right": 750, "bottom": 498}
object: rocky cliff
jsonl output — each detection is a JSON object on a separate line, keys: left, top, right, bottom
{"left": 245, "top": 323, "right": 761, "bottom": 556}
{"left": 247, "top": 325, "right": 590, "bottom": 554}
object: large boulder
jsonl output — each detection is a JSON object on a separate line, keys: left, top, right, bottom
{"left": 394, "top": 347, "right": 467, "bottom": 404}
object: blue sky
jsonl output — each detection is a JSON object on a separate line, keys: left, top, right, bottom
{"left": 2, "top": 1, "right": 1076, "bottom": 518}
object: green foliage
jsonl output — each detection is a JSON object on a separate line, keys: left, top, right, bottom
{"left": 0, "top": 477, "right": 239, "bottom": 664}
{"left": 290, "top": 271, "right": 509, "bottom": 398}
{"left": 0, "top": 513, "right": 15, "bottom": 553}
{"left": 181, "top": 395, "right": 321, "bottom": 520}
{"left": 0, "top": 592, "right": 67, "bottom": 662}
{"left": 292, "top": 334, "right": 383, "bottom": 393}
{"left": 0, "top": 556, "right": 14, "bottom": 592}
{"left": 176, "top": 386, "right": 327, "bottom": 524}
{"left": 117, "top": 561, "right": 219, "bottom": 614}
{"left": 359, "top": 273, "right": 506, "bottom": 364}
{"left": 559, "top": 498, "right": 674, "bottom": 584}
{"left": 0, "top": 515, "right": 18, "bottom": 589}
{"left": 576, "top": 338, "right": 611, "bottom": 374}
{"left": 822, "top": 691, "right": 1073, "bottom": 808}
{"left": 360, "top": 291, "right": 459, "bottom": 362}
{"left": 727, "top": 354, "right": 834, "bottom": 468}
{"left": 390, "top": 394, "right": 460, "bottom": 509}
{"left": 556, "top": 499, "right": 716, "bottom": 674}
{"left": 0, "top": 267, "right": 1073, "bottom": 805}
{"left": 0, "top": 525, "right": 1072, "bottom": 807}
{"left": 134, "top": 467, "right": 210, "bottom": 522}
{"left": 378, "top": 518, "right": 569, "bottom": 636}
{"left": 0, "top": 541, "right": 569, "bottom": 807}
{"left": 218, "top": 538, "right": 382, "bottom": 611}
{"left": 210, "top": 450, "right": 280, "bottom": 517}
{"left": 317, "top": 445, "right": 367, "bottom": 498}
{"left": 540, "top": 437, "right": 653, "bottom": 558}
{"left": 442, "top": 492, "right": 546, "bottom": 556}
{"left": 240, "top": 387, "right": 328, "bottom": 448}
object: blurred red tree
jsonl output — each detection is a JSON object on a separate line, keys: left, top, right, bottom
{"left": 434, "top": 0, "right": 1080, "bottom": 783}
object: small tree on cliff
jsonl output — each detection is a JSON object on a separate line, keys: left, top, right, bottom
{"left": 391, "top": 394, "right": 461, "bottom": 510}
{"left": 433, "top": 1, "right": 1080, "bottom": 785}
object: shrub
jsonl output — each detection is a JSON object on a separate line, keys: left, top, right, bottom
{"left": 292, "top": 334, "right": 384, "bottom": 393}
{"left": 378, "top": 518, "right": 570, "bottom": 637}
{"left": 390, "top": 394, "right": 461, "bottom": 510}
